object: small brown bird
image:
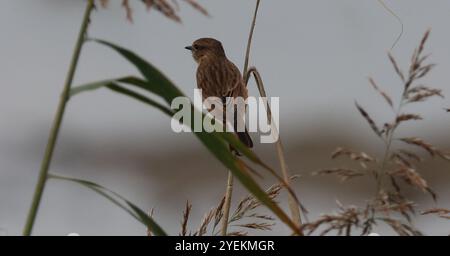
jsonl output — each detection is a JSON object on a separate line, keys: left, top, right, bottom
{"left": 186, "top": 38, "right": 253, "bottom": 148}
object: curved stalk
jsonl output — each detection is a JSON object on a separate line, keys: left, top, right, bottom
{"left": 246, "top": 68, "right": 303, "bottom": 228}
{"left": 377, "top": 0, "right": 404, "bottom": 50}
{"left": 243, "top": 0, "right": 260, "bottom": 82}
{"left": 243, "top": 0, "right": 303, "bottom": 228}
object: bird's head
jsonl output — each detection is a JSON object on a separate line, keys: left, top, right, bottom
{"left": 185, "top": 38, "right": 226, "bottom": 63}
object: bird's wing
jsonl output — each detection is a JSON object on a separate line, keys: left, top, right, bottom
{"left": 223, "top": 60, "right": 247, "bottom": 97}
{"left": 222, "top": 61, "right": 249, "bottom": 134}
{"left": 196, "top": 59, "right": 249, "bottom": 133}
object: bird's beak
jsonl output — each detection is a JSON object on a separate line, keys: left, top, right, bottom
{"left": 185, "top": 46, "right": 193, "bottom": 51}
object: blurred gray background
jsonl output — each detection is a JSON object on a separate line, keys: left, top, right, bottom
{"left": 1, "top": 0, "right": 449, "bottom": 236}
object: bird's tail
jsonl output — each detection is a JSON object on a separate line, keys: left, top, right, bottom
{"left": 230, "top": 128, "right": 253, "bottom": 156}
{"left": 236, "top": 128, "right": 253, "bottom": 148}
{"left": 219, "top": 97, "right": 253, "bottom": 155}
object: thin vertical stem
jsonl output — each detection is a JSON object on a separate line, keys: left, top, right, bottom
{"left": 22, "top": 0, "right": 95, "bottom": 236}
{"left": 221, "top": 171, "right": 234, "bottom": 236}
{"left": 221, "top": 94, "right": 234, "bottom": 236}
{"left": 219, "top": 0, "right": 261, "bottom": 236}
{"left": 377, "top": 99, "right": 404, "bottom": 194}
{"left": 243, "top": 0, "right": 302, "bottom": 228}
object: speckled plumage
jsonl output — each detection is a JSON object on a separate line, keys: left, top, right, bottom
{"left": 187, "top": 38, "right": 253, "bottom": 148}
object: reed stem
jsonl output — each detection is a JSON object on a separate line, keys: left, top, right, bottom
{"left": 221, "top": 1, "right": 262, "bottom": 235}
{"left": 22, "top": 0, "right": 95, "bottom": 236}
{"left": 221, "top": 171, "right": 234, "bottom": 235}
{"left": 246, "top": 67, "right": 303, "bottom": 227}
{"left": 243, "top": 0, "right": 260, "bottom": 82}
{"left": 243, "top": 0, "right": 303, "bottom": 228}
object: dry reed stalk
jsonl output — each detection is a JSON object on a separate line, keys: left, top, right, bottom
{"left": 225, "top": 178, "right": 293, "bottom": 234}
{"left": 300, "top": 202, "right": 362, "bottom": 236}
{"left": 379, "top": 218, "right": 423, "bottom": 236}
{"left": 422, "top": 208, "right": 450, "bottom": 235}
{"left": 220, "top": 171, "right": 234, "bottom": 236}
{"left": 147, "top": 208, "right": 155, "bottom": 236}
{"left": 180, "top": 201, "right": 192, "bottom": 236}
{"left": 218, "top": 0, "right": 260, "bottom": 237}
{"left": 245, "top": 67, "right": 304, "bottom": 228}
{"left": 375, "top": 30, "right": 445, "bottom": 195}
{"left": 311, "top": 30, "right": 449, "bottom": 236}
{"left": 184, "top": 0, "right": 209, "bottom": 16}
{"left": 332, "top": 147, "right": 375, "bottom": 168}
{"left": 300, "top": 200, "right": 423, "bottom": 236}
{"left": 221, "top": 0, "right": 288, "bottom": 236}
{"left": 243, "top": 0, "right": 260, "bottom": 81}
{"left": 374, "top": 31, "right": 441, "bottom": 197}
{"left": 422, "top": 208, "right": 450, "bottom": 220}
{"left": 213, "top": 196, "right": 225, "bottom": 234}
{"left": 227, "top": 231, "right": 248, "bottom": 236}
{"left": 241, "top": 1, "right": 306, "bottom": 223}
{"left": 100, "top": 0, "right": 208, "bottom": 22}
{"left": 179, "top": 177, "right": 296, "bottom": 236}
{"left": 313, "top": 168, "right": 365, "bottom": 182}
{"left": 197, "top": 207, "right": 216, "bottom": 236}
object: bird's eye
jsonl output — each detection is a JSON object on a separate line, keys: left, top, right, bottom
{"left": 192, "top": 44, "right": 205, "bottom": 51}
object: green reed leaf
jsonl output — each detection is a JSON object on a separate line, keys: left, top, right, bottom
{"left": 70, "top": 39, "right": 301, "bottom": 234}
{"left": 48, "top": 173, "right": 167, "bottom": 236}
{"left": 70, "top": 77, "right": 173, "bottom": 117}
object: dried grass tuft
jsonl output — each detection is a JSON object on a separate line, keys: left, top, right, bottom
{"left": 379, "top": 217, "right": 423, "bottom": 236}
{"left": 180, "top": 201, "right": 192, "bottom": 236}
{"left": 331, "top": 147, "right": 375, "bottom": 169}
{"left": 388, "top": 163, "right": 436, "bottom": 200}
{"left": 99, "top": 0, "right": 208, "bottom": 22}
{"left": 300, "top": 203, "right": 362, "bottom": 236}
{"left": 355, "top": 101, "right": 382, "bottom": 137}
{"left": 369, "top": 77, "right": 394, "bottom": 108}
{"left": 196, "top": 207, "right": 216, "bottom": 236}
{"left": 178, "top": 176, "right": 299, "bottom": 236}
{"left": 313, "top": 168, "right": 365, "bottom": 182}
{"left": 421, "top": 208, "right": 450, "bottom": 220}
{"left": 310, "top": 30, "right": 449, "bottom": 236}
